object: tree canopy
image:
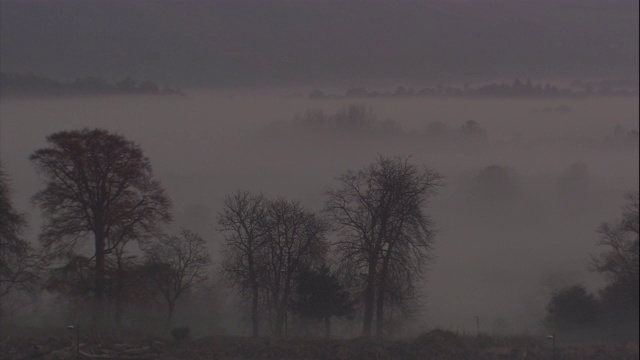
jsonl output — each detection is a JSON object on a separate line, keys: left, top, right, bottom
{"left": 0, "top": 165, "right": 39, "bottom": 300}
{"left": 293, "top": 266, "right": 355, "bottom": 337}
{"left": 593, "top": 191, "right": 639, "bottom": 293}
{"left": 30, "top": 128, "right": 172, "bottom": 327}
{"left": 144, "top": 229, "right": 210, "bottom": 324}
{"left": 325, "top": 155, "right": 442, "bottom": 336}
{"left": 545, "top": 284, "right": 600, "bottom": 330}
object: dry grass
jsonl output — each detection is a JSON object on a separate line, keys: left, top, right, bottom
{"left": 2, "top": 329, "right": 638, "bottom": 360}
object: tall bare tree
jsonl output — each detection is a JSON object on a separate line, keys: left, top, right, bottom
{"left": 325, "top": 156, "right": 441, "bottom": 336}
{"left": 0, "top": 165, "right": 39, "bottom": 302}
{"left": 217, "top": 191, "right": 268, "bottom": 337}
{"left": 593, "top": 191, "right": 639, "bottom": 301}
{"left": 30, "top": 128, "right": 171, "bottom": 326}
{"left": 262, "top": 198, "right": 328, "bottom": 336}
{"left": 375, "top": 159, "right": 440, "bottom": 335}
{"left": 145, "top": 229, "right": 210, "bottom": 324}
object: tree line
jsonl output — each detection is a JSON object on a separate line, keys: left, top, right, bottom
{"left": 308, "top": 79, "right": 639, "bottom": 100}
{"left": 0, "top": 73, "right": 185, "bottom": 98}
{"left": 281, "top": 104, "right": 638, "bottom": 151}
{"left": 544, "top": 191, "right": 639, "bottom": 340}
{"left": 1, "top": 128, "right": 441, "bottom": 337}
{"left": 1, "top": 127, "right": 637, "bottom": 340}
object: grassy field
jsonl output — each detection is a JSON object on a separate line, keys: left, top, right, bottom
{"left": 2, "top": 329, "right": 638, "bottom": 360}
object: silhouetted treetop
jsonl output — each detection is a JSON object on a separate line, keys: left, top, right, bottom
{"left": 30, "top": 128, "right": 172, "bottom": 327}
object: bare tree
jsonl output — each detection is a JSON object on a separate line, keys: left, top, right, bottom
{"left": 375, "top": 159, "right": 440, "bottom": 335}
{"left": 592, "top": 191, "right": 639, "bottom": 298}
{"left": 0, "top": 166, "right": 39, "bottom": 302}
{"left": 30, "top": 128, "right": 172, "bottom": 326}
{"left": 325, "top": 156, "right": 442, "bottom": 336}
{"left": 262, "top": 198, "right": 328, "bottom": 336}
{"left": 145, "top": 229, "right": 210, "bottom": 324}
{"left": 217, "top": 191, "right": 268, "bottom": 337}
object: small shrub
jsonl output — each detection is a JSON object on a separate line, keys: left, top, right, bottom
{"left": 171, "top": 326, "right": 191, "bottom": 342}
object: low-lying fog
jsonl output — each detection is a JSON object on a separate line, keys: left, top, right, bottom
{"left": 1, "top": 91, "right": 638, "bottom": 335}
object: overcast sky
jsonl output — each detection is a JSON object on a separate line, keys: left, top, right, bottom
{"left": 1, "top": 0, "right": 638, "bottom": 87}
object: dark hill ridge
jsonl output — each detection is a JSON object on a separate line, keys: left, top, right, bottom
{"left": 0, "top": 73, "right": 185, "bottom": 97}
{"left": 311, "top": 79, "right": 639, "bottom": 99}
{"left": 1, "top": 0, "right": 637, "bottom": 87}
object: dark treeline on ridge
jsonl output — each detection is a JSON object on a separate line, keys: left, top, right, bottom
{"left": 0, "top": 73, "right": 185, "bottom": 98}
{"left": 309, "top": 79, "right": 639, "bottom": 99}
{"left": 4, "top": 73, "right": 638, "bottom": 99}
{"left": 264, "top": 104, "right": 640, "bottom": 151}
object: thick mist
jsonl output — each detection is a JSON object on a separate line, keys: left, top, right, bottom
{"left": 1, "top": 92, "right": 637, "bottom": 335}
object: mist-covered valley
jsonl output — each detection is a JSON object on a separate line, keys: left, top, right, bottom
{"left": 2, "top": 1, "right": 639, "bottom": 359}
{"left": 1, "top": 92, "right": 637, "bottom": 338}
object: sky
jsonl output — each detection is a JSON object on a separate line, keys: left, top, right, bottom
{"left": 1, "top": 0, "right": 638, "bottom": 87}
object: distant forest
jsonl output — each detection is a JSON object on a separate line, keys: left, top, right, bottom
{"left": 0, "top": 73, "right": 185, "bottom": 97}
{"left": 309, "top": 79, "right": 639, "bottom": 99}
{"left": 1, "top": 73, "right": 637, "bottom": 99}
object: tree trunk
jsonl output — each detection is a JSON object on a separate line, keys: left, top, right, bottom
{"left": 271, "top": 281, "right": 283, "bottom": 337}
{"left": 274, "top": 302, "right": 286, "bottom": 337}
{"left": 376, "top": 251, "right": 392, "bottom": 336}
{"left": 362, "top": 260, "right": 376, "bottom": 337}
{"left": 115, "top": 254, "right": 124, "bottom": 328}
{"left": 115, "top": 297, "right": 123, "bottom": 329}
{"left": 284, "top": 310, "right": 288, "bottom": 337}
{"left": 167, "top": 301, "right": 175, "bottom": 325}
{"left": 93, "top": 229, "right": 106, "bottom": 328}
{"left": 377, "top": 231, "right": 398, "bottom": 336}
{"left": 325, "top": 316, "right": 331, "bottom": 338}
{"left": 274, "top": 279, "right": 291, "bottom": 337}
{"left": 251, "top": 283, "right": 259, "bottom": 337}
{"left": 375, "top": 274, "right": 387, "bottom": 336}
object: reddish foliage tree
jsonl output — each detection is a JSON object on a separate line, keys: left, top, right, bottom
{"left": 30, "top": 128, "right": 171, "bottom": 327}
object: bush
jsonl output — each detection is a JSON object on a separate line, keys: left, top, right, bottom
{"left": 171, "top": 326, "right": 191, "bottom": 342}
{"left": 544, "top": 285, "right": 600, "bottom": 332}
